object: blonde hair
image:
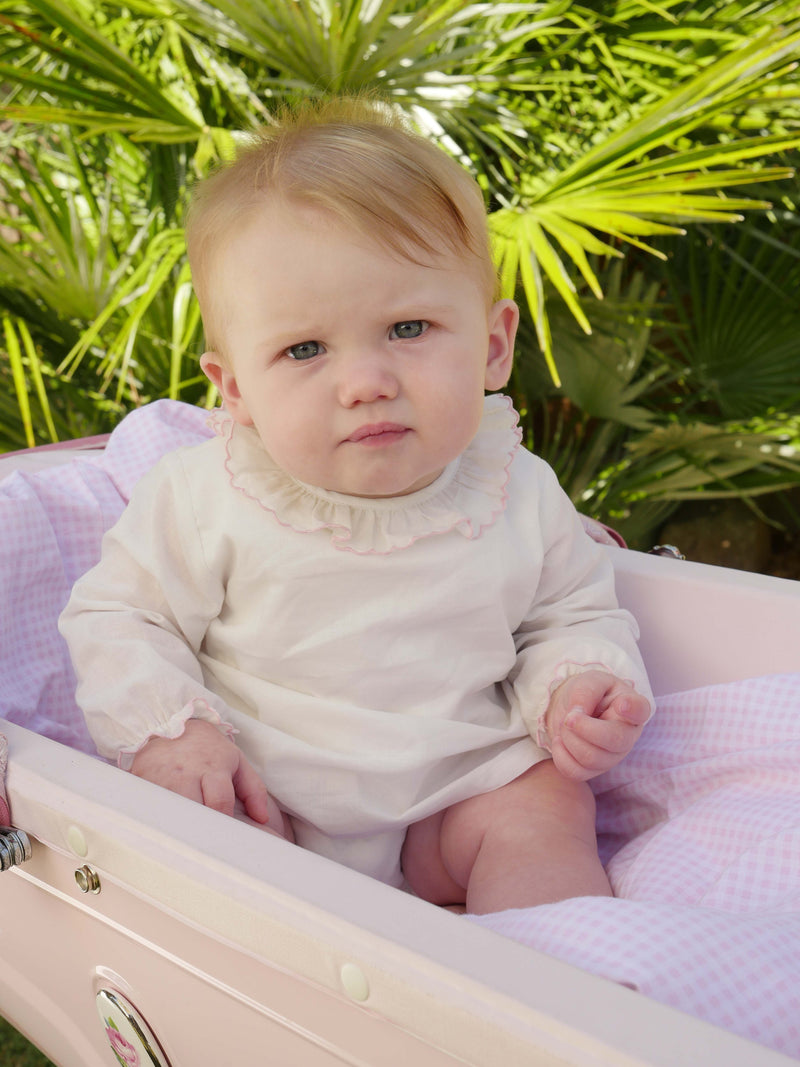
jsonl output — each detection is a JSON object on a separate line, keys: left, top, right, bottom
{"left": 186, "top": 97, "right": 497, "bottom": 354}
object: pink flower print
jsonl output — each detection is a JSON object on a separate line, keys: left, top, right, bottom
{"left": 105, "top": 1026, "right": 140, "bottom": 1067}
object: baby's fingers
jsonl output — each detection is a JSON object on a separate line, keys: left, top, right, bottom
{"left": 233, "top": 758, "right": 271, "bottom": 825}
{"left": 549, "top": 736, "right": 597, "bottom": 781}
{"left": 566, "top": 708, "right": 641, "bottom": 755}
{"left": 200, "top": 770, "right": 237, "bottom": 817}
{"left": 550, "top": 712, "right": 638, "bottom": 778}
{"left": 599, "top": 690, "right": 652, "bottom": 727}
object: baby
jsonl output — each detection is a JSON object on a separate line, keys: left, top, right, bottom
{"left": 60, "top": 98, "right": 653, "bottom": 914}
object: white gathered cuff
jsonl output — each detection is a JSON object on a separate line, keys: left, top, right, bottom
{"left": 117, "top": 698, "right": 237, "bottom": 771}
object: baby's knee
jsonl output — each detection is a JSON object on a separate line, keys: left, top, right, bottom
{"left": 447, "top": 761, "right": 596, "bottom": 847}
{"left": 512, "top": 760, "right": 597, "bottom": 827}
{"left": 402, "top": 812, "right": 465, "bottom": 906}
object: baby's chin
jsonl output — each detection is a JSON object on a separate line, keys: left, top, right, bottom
{"left": 329, "top": 467, "right": 446, "bottom": 500}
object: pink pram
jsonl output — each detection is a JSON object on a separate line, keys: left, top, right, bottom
{"left": 1, "top": 401, "right": 798, "bottom": 1067}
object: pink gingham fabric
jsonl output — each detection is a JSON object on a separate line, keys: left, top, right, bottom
{"left": 1, "top": 400, "right": 799, "bottom": 1057}
{"left": 0, "top": 401, "right": 212, "bottom": 752}
{"left": 0, "top": 735, "right": 9, "bottom": 825}
{"left": 472, "top": 672, "right": 800, "bottom": 1058}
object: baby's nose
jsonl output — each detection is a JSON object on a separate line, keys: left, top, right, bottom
{"left": 337, "top": 350, "right": 399, "bottom": 406}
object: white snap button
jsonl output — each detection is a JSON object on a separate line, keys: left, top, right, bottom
{"left": 340, "top": 963, "right": 370, "bottom": 1002}
{"left": 67, "top": 825, "right": 88, "bottom": 857}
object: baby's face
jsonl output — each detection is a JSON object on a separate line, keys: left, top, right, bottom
{"left": 201, "top": 203, "right": 517, "bottom": 498}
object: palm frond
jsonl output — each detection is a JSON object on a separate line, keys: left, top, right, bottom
{"left": 1, "top": 0, "right": 204, "bottom": 129}
{"left": 58, "top": 227, "right": 187, "bottom": 389}
{"left": 490, "top": 25, "right": 800, "bottom": 382}
{"left": 655, "top": 222, "right": 800, "bottom": 419}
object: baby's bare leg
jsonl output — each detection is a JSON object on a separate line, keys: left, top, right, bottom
{"left": 402, "top": 761, "right": 610, "bottom": 914}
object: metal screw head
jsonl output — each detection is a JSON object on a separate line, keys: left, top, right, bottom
{"left": 0, "top": 827, "right": 32, "bottom": 871}
{"left": 75, "top": 865, "right": 101, "bottom": 894}
{"left": 648, "top": 544, "right": 686, "bottom": 560}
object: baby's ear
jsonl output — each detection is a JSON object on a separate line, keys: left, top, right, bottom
{"left": 484, "top": 299, "right": 518, "bottom": 391}
{"left": 200, "top": 352, "right": 253, "bottom": 426}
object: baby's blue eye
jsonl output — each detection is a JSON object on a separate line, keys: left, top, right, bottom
{"left": 390, "top": 320, "right": 428, "bottom": 340}
{"left": 286, "top": 340, "right": 323, "bottom": 361}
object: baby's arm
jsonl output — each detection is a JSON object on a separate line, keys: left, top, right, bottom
{"left": 61, "top": 454, "right": 256, "bottom": 771}
{"left": 61, "top": 452, "right": 295, "bottom": 838}
{"left": 543, "top": 670, "right": 651, "bottom": 780}
{"left": 130, "top": 719, "right": 274, "bottom": 824}
{"left": 506, "top": 454, "right": 654, "bottom": 752}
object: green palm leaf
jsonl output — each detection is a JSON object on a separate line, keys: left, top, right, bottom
{"left": 2, "top": 314, "right": 58, "bottom": 447}
{"left": 1, "top": 0, "right": 203, "bottom": 131}
{"left": 491, "top": 25, "right": 800, "bottom": 382}
{"left": 656, "top": 223, "right": 800, "bottom": 419}
{"left": 58, "top": 228, "right": 187, "bottom": 395}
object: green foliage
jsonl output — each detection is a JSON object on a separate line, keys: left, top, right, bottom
{"left": 0, "top": 1015, "right": 55, "bottom": 1067}
{"left": 1, "top": 0, "right": 799, "bottom": 541}
{"left": 655, "top": 219, "right": 800, "bottom": 420}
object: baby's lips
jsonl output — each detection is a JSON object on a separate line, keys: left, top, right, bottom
{"left": 346, "top": 422, "right": 407, "bottom": 442}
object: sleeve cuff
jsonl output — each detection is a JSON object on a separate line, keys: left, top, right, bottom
{"left": 529, "top": 660, "right": 655, "bottom": 752}
{"left": 117, "top": 698, "right": 237, "bottom": 770}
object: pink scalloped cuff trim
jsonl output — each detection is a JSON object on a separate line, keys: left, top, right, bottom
{"left": 535, "top": 661, "right": 637, "bottom": 752}
{"left": 547, "top": 661, "right": 623, "bottom": 696}
{"left": 534, "top": 717, "right": 553, "bottom": 754}
{"left": 117, "top": 699, "right": 237, "bottom": 771}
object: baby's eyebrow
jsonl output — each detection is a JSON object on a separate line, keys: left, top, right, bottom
{"left": 258, "top": 323, "right": 324, "bottom": 348}
{"left": 388, "top": 302, "right": 457, "bottom": 318}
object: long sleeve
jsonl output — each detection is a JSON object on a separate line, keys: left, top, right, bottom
{"left": 503, "top": 456, "right": 654, "bottom": 739}
{"left": 59, "top": 448, "right": 235, "bottom": 765}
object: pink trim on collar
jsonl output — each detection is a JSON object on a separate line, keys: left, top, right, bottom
{"left": 210, "top": 395, "right": 522, "bottom": 555}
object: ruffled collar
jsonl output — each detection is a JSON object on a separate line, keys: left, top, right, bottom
{"left": 209, "top": 395, "right": 521, "bottom": 555}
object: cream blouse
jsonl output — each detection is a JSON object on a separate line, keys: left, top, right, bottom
{"left": 60, "top": 396, "right": 653, "bottom": 886}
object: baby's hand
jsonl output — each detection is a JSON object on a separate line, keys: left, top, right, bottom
{"left": 543, "top": 670, "right": 651, "bottom": 781}
{"left": 130, "top": 718, "right": 275, "bottom": 827}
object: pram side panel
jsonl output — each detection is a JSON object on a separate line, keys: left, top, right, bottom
{"left": 2, "top": 708, "right": 796, "bottom": 1067}
{"left": 611, "top": 547, "right": 800, "bottom": 695}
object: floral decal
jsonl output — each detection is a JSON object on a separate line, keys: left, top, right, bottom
{"left": 104, "top": 1019, "right": 140, "bottom": 1067}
